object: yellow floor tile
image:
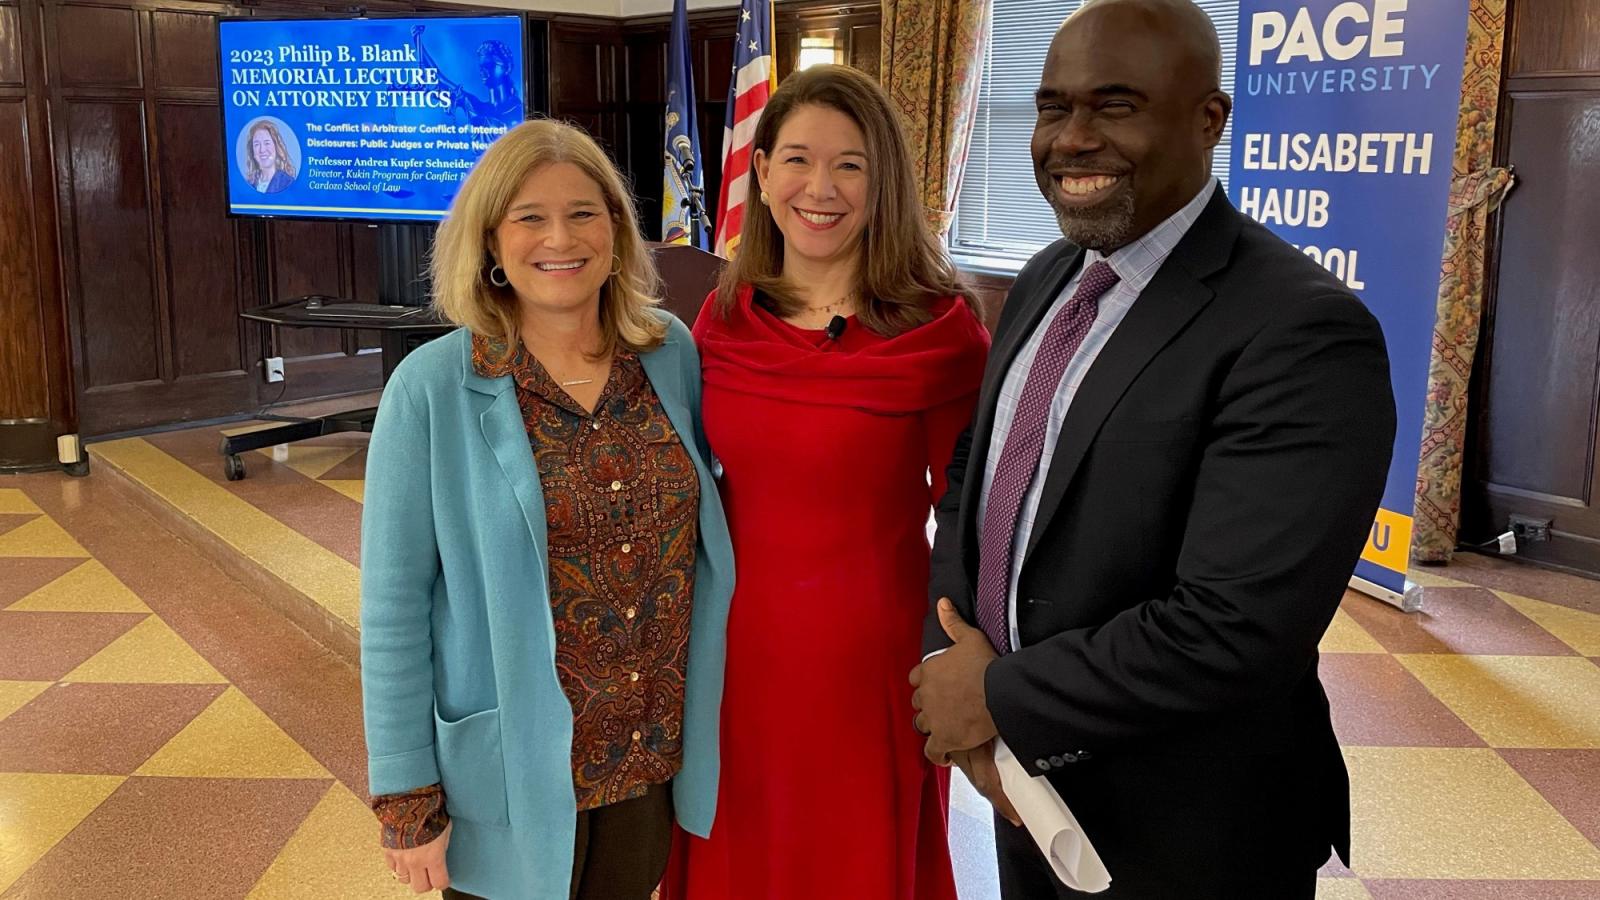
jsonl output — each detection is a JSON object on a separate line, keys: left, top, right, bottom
{"left": 5, "top": 559, "right": 151, "bottom": 613}
{"left": 321, "top": 480, "right": 365, "bottom": 504}
{"left": 0, "top": 773, "right": 125, "bottom": 893}
{"left": 1405, "top": 568, "right": 1471, "bottom": 589}
{"left": 1320, "top": 609, "right": 1386, "bottom": 654}
{"left": 137, "top": 687, "right": 329, "bottom": 779}
{"left": 1496, "top": 591, "right": 1600, "bottom": 656}
{"left": 255, "top": 443, "right": 362, "bottom": 481}
{"left": 1315, "top": 879, "right": 1374, "bottom": 900}
{"left": 0, "top": 681, "right": 51, "bottom": 722}
{"left": 0, "top": 489, "right": 41, "bottom": 514}
{"left": 61, "top": 614, "right": 227, "bottom": 684}
{"left": 1397, "top": 654, "right": 1600, "bottom": 749}
{"left": 246, "top": 782, "right": 417, "bottom": 899}
{"left": 1344, "top": 746, "right": 1600, "bottom": 879}
{"left": 0, "top": 515, "right": 88, "bottom": 558}
{"left": 92, "top": 438, "right": 361, "bottom": 630}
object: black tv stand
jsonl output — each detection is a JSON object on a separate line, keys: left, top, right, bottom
{"left": 221, "top": 223, "right": 452, "bottom": 481}
{"left": 219, "top": 238, "right": 726, "bottom": 481}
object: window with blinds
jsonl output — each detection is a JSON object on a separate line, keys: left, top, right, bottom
{"left": 951, "top": 0, "right": 1240, "bottom": 267}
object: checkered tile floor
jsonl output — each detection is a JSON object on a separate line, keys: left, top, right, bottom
{"left": 3, "top": 425, "right": 1600, "bottom": 898}
{"left": 0, "top": 481, "right": 408, "bottom": 899}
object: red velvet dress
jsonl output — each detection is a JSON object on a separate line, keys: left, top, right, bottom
{"left": 661, "top": 287, "right": 989, "bottom": 900}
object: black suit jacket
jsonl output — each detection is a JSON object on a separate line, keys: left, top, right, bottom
{"left": 925, "top": 189, "right": 1395, "bottom": 875}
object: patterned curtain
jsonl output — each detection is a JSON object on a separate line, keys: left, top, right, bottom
{"left": 879, "top": 0, "right": 992, "bottom": 236}
{"left": 1412, "top": 0, "right": 1515, "bottom": 563}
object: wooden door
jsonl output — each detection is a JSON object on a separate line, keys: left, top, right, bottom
{"left": 1465, "top": 0, "right": 1600, "bottom": 576}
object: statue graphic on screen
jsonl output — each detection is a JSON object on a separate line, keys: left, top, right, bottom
{"left": 245, "top": 120, "right": 296, "bottom": 194}
{"left": 412, "top": 25, "right": 521, "bottom": 128}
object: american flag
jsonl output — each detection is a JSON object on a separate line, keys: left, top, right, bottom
{"left": 712, "top": 0, "right": 776, "bottom": 258}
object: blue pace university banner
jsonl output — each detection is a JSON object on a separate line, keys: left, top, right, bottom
{"left": 1227, "top": 0, "right": 1469, "bottom": 599}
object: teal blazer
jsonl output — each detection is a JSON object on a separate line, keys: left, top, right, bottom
{"left": 359, "top": 315, "right": 734, "bottom": 900}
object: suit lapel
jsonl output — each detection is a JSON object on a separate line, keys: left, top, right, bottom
{"left": 958, "top": 244, "right": 1085, "bottom": 583}
{"left": 1022, "top": 192, "right": 1242, "bottom": 561}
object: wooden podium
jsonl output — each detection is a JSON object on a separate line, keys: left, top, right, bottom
{"left": 647, "top": 241, "right": 724, "bottom": 324}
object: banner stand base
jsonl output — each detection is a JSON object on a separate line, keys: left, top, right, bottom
{"left": 1350, "top": 575, "right": 1423, "bottom": 613}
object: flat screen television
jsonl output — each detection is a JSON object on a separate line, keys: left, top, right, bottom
{"left": 218, "top": 14, "right": 528, "bottom": 223}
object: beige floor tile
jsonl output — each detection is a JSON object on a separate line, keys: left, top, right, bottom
{"left": 1344, "top": 746, "right": 1600, "bottom": 879}
{"left": 1496, "top": 591, "right": 1600, "bottom": 656}
{"left": 1316, "top": 878, "right": 1375, "bottom": 900}
{"left": 62, "top": 615, "right": 227, "bottom": 684}
{"left": 93, "top": 438, "right": 360, "bottom": 630}
{"left": 1406, "top": 568, "right": 1472, "bottom": 589}
{"left": 137, "top": 687, "right": 329, "bottom": 779}
{"left": 6, "top": 559, "right": 151, "bottom": 613}
{"left": 1397, "top": 655, "right": 1600, "bottom": 748}
{"left": 320, "top": 480, "right": 366, "bottom": 504}
{"left": 0, "top": 490, "right": 41, "bottom": 515}
{"left": 0, "top": 515, "right": 88, "bottom": 558}
{"left": 246, "top": 781, "right": 417, "bottom": 899}
{"left": 256, "top": 444, "right": 363, "bottom": 481}
{"left": 1322, "top": 608, "right": 1387, "bottom": 654}
{"left": 0, "top": 680, "right": 51, "bottom": 722}
{"left": 0, "top": 772, "right": 125, "bottom": 893}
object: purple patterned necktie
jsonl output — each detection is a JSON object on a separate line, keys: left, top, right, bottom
{"left": 975, "top": 260, "right": 1120, "bottom": 655}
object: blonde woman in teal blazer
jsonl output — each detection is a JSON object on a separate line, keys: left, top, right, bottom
{"left": 360, "top": 119, "right": 734, "bottom": 900}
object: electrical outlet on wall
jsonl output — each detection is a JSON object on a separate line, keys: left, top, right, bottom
{"left": 265, "top": 356, "right": 285, "bottom": 383}
{"left": 1509, "top": 514, "right": 1552, "bottom": 543}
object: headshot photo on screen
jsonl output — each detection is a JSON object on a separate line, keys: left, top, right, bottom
{"left": 239, "top": 118, "right": 299, "bottom": 194}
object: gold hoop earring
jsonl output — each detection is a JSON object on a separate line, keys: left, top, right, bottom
{"left": 488, "top": 264, "right": 509, "bottom": 287}
{"left": 609, "top": 254, "right": 622, "bottom": 277}
{"left": 759, "top": 190, "right": 770, "bottom": 206}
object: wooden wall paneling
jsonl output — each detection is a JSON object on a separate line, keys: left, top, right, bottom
{"left": 0, "top": 0, "right": 73, "bottom": 462}
{"left": 549, "top": 18, "right": 624, "bottom": 157}
{"left": 848, "top": 21, "right": 880, "bottom": 76}
{"left": 157, "top": 100, "right": 246, "bottom": 381}
{"left": 0, "top": 4, "right": 23, "bottom": 85}
{"left": 61, "top": 98, "right": 162, "bottom": 390}
{"left": 137, "top": 7, "right": 175, "bottom": 387}
{"left": 694, "top": 16, "right": 735, "bottom": 234}
{"left": 778, "top": 2, "right": 882, "bottom": 79}
{"left": 776, "top": 27, "right": 797, "bottom": 80}
{"left": 1509, "top": 0, "right": 1600, "bottom": 75}
{"left": 0, "top": 98, "right": 49, "bottom": 417}
{"left": 623, "top": 23, "right": 666, "bottom": 239}
{"left": 151, "top": 9, "right": 217, "bottom": 90}
{"left": 55, "top": 3, "right": 143, "bottom": 88}
{"left": 267, "top": 220, "right": 350, "bottom": 358}
{"left": 961, "top": 270, "right": 1012, "bottom": 333}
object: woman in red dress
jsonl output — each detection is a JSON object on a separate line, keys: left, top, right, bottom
{"left": 662, "top": 65, "right": 989, "bottom": 899}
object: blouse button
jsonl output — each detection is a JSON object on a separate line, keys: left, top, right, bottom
{"left": 611, "top": 480, "right": 623, "bottom": 491}
{"left": 632, "top": 730, "right": 642, "bottom": 741}
{"left": 630, "top": 671, "right": 640, "bottom": 682}
{"left": 591, "top": 421, "right": 602, "bottom": 431}
{"left": 621, "top": 543, "right": 632, "bottom": 554}
{"left": 626, "top": 607, "right": 637, "bottom": 619}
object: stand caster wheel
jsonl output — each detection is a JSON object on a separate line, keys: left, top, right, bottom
{"left": 224, "top": 454, "right": 246, "bottom": 481}
{"left": 64, "top": 458, "right": 90, "bottom": 477}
